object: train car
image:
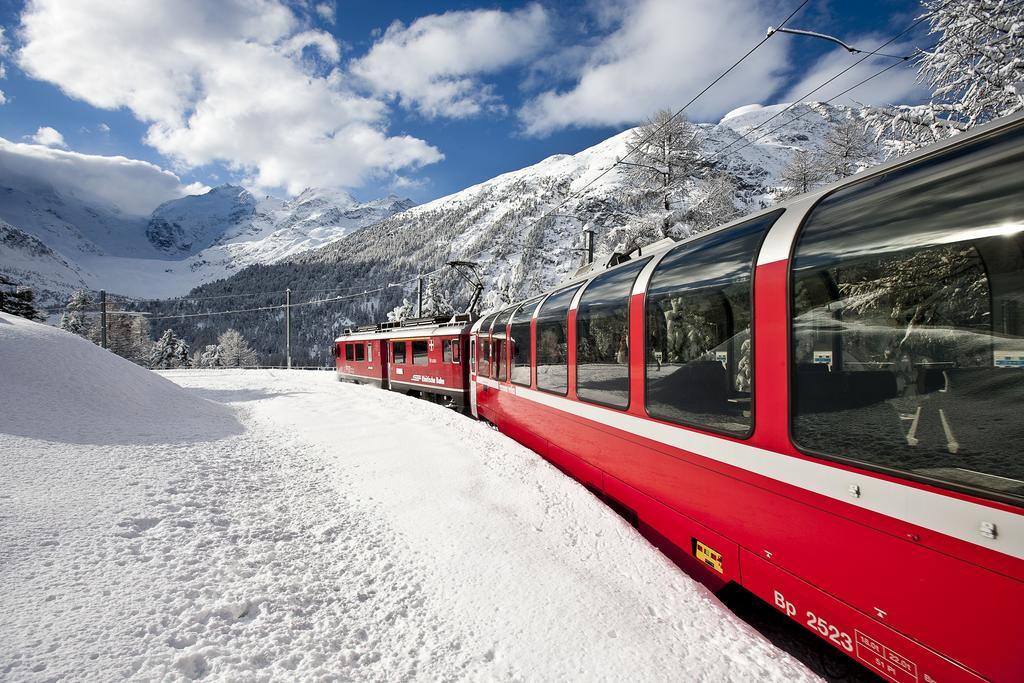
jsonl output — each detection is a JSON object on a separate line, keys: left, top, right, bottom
{"left": 335, "top": 314, "right": 473, "bottom": 410}
{"left": 470, "top": 112, "right": 1024, "bottom": 682}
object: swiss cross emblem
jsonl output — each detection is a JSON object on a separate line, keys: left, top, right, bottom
{"left": 428, "top": 340, "right": 434, "bottom": 351}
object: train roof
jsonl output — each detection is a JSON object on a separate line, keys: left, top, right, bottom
{"left": 472, "top": 109, "right": 1024, "bottom": 335}
{"left": 335, "top": 313, "right": 476, "bottom": 342}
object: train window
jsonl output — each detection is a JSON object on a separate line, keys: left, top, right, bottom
{"left": 443, "top": 339, "right": 453, "bottom": 363}
{"left": 646, "top": 212, "right": 780, "bottom": 436}
{"left": 478, "top": 338, "right": 490, "bottom": 376}
{"left": 791, "top": 122, "right": 1024, "bottom": 503}
{"left": 470, "top": 337, "right": 475, "bottom": 372}
{"left": 345, "top": 343, "right": 354, "bottom": 361}
{"left": 493, "top": 342, "right": 505, "bottom": 385}
{"left": 412, "top": 339, "right": 429, "bottom": 366}
{"left": 536, "top": 285, "right": 583, "bottom": 395}
{"left": 492, "top": 307, "right": 515, "bottom": 382}
{"left": 576, "top": 258, "right": 650, "bottom": 409}
{"left": 510, "top": 298, "right": 541, "bottom": 387}
{"left": 452, "top": 341, "right": 460, "bottom": 363}
{"left": 393, "top": 341, "right": 407, "bottom": 364}
{"left": 366, "top": 343, "right": 372, "bottom": 363}
{"left": 355, "top": 343, "right": 365, "bottom": 362}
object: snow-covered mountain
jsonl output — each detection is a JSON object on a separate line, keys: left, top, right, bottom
{"left": 151, "top": 102, "right": 882, "bottom": 363}
{"left": 0, "top": 176, "right": 414, "bottom": 303}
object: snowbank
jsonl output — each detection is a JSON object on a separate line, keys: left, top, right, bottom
{"left": 0, "top": 312, "right": 240, "bottom": 444}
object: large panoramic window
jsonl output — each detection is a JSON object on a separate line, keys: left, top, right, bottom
{"left": 536, "top": 285, "right": 582, "bottom": 395}
{"left": 492, "top": 308, "right": 515, "bottom": 381}
{"left": 791, "top": 122, "right": 1024, "bottom": 503}
{"left": 646, "top": 212, "right": 780, "bottom": 436}
{"left": 510, "top": 298, "right": 541, "bottom": 387}
{"left": 576, "top": 259, "right": 649, "bottom": 408}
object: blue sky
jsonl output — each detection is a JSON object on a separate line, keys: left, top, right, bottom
{"left": 0, "top": 0, "right": 928, "bottom": 208}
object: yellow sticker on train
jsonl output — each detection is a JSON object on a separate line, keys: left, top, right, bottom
{"left": 694, "top": 540, "right": 724, "bottom": 574}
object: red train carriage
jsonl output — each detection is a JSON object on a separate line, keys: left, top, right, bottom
{"left": 470, "top": 112, "right": 1024, "bottom": 682}
{"left": 335, "top": 315, "right": 473, "bottom": 410}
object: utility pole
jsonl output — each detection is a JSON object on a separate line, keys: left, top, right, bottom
{"left": 417, "top": 277, "right": 424, "bottom": 318}
{"left": 285, "top": 288, "right": 291, "bottom": 369}
{"left": 99, "top": 289, "right": 107, "bottom": 349}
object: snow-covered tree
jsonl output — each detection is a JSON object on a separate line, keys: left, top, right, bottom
{"left": 387, "top": 299, "right": 414, "bottom": 322}
{"left": 420, "top": 275, "right": 455, "bottom": 317}
{"left": 150, "top": 329, "right": 191, "bottom": 369}
{"left": 779, "top": 149, "right": 829, "bottom": 197}
{"left": 194, "top": 344, "right": 223, "bottom": 368}
{"left": 866, "top": 0, "right": 1024, "bottom": 153}
{"left": 59, "top": 289, "right": 93, "bottom": 337}
{"left": 97, "top": 302, "right": 152, "bottom": 365}
{"left": 621, "top": 110, "right": 703, "bottom": 233}
{"left": 217, "top": 328, "right": 257, "bottom": 367}
{"left": 822, "top": 118, "right": 874, "bottom": 178}
{"left": 684, "top": 174, "right": 743, "bottom": 235}
{"left": 0, "top": 275, "right": 45, "bottom": 321}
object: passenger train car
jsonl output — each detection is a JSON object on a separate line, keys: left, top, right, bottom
{"left": 334, "top": 314, "right": 473, "bottom": 409}
{"left": 469, "top": 113, "right": 1024, "bottom": 682}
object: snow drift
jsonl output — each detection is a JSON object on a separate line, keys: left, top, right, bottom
{"left": 0, "top": 312, "right": 241, "bottom": 444}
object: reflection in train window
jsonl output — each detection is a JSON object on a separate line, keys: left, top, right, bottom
{"left": 646, "top": 212, "right": 780, "bottom": 436}
{"left": 536, "top": 285, "right": 582, "bottom": 395}
{"left": 576, "top": 258, "right": 649, "bottom": 409}
{"left": 791, "top": 122, "right": 1024, "bottom": 503}
{"left": 510, "top": 299, "right": 541, "bottom": 387}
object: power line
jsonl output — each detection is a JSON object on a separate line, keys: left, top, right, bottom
{"left": 704, "top": 16, "right": 929, "bottom": 166}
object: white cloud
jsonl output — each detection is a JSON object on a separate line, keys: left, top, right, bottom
{"left": 30, "top": 126, "right": 66, "bottom": 147}
{"left": 0, "top": 26, "right": 9, "bottom": 56}
{"left": 98, "top": 122, "right": 111, "bottom": 133}
{"left": 351, "top": 5, "right": 551, "bottom": 118}
{"left": 0, "top": 137, "right": 201, "bottom": 215}
{"left": 778, "top": 36, "right": 928, "bottom": 107}
{"left": 518, "top": 0, "right": 791, "bottom": 136}
{"left": 0, "top": 91, "right": 6, "bottom": 106}
{"left": 315, "top": 3, "right": 335, "bottom": 24}
{"left": 0, "top": 62, "right": 6, "bottom": 79}
{"left": 16, "top": 0, "right": 443, "bottom": 195}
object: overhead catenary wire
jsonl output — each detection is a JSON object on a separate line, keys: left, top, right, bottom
{"left": 704, "top": 15, "right": 932, "bottom": 166}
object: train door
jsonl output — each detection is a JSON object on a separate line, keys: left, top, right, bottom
{"left": 469, "top": 336, "right": 478, "bottom": 418}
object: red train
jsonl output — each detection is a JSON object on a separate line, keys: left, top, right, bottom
{"left": 339, "top": 112, "right": 1024, "bottom": 681}
{"left": 334, "top": 314, "right": 473, "bottom": 410}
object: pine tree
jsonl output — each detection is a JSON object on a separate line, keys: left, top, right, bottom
{"left": 684, "top": 174, "right": 743, "bottom": 235}
{"left": 822, "top": 118, "right": 874, "bottom": 178}
{"left": 622, "top": 110, "right": 703, "bottom": 234}
{"left": 779, "top": 149, "right": 829, "bottom": 197}
{"left": 0, "top": 275, "right": 45, "bottom": 321}
{"left": 421, "top": 276, "right": 455, "bottom": 317}
{"left": 387, "top": 299, "right": 414, "bottom": 322}
{"left": 150, "top": 329, "right": 191, "bottom": 369}
{"left": 59, "top": 289, "right": 93, "bottom": 337}
{"left": 866, "top": 0, "right": 1024, "bottom": 152}
{"left": 217, "top": 328, "right": 257, "bottom": 367}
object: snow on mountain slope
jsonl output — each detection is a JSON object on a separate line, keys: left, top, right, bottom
{"left": 156, "top": 102, "right": 880, "bottom": 361}
{"left": 0, "top": 177, "right": 414, "bottom": 300}
{"left": 0, "top": 220, "right": 90, "bottom": 307}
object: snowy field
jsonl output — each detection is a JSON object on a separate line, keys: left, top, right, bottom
{"left": 0, "top": 313, "right": 817, "bottom": 681}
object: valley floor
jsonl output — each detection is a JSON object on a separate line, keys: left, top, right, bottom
{"left": 1, "top": 366, "right": 817, "bottom": 681}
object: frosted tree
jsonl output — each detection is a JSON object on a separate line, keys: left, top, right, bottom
{"left": 217, "top": 328, "right": 258, "bottom": 367}
{"left": 150, "top": 329, "right": 191, "bottom": 369}
{"left": 684, "top": 174, "right": 743, "bottom": 235}
{"left": 387, "top": 299, "right": 414, "bottom": 322}
{"left": 60, "top": 289, "right": 92, "bottom": 337}
{"left": 866, "top": 0, "right": 1024, "bottom": 153}
{"left": 779, "top": 149, "right": 829, "bottom": 197}
{"left": 420, "top": 276, "right": 455, "bottom": 317}
{"left": 621, "top": 110, "right": 703, "bottom": 234}
{"left": 822, "top": 118, "right": 874, "bottom": 178}
{"left": 0, "top": 275, "right": 44, "bottom": 321}
{"left": 195, "top": 344, "right": 223, "bottom": 368}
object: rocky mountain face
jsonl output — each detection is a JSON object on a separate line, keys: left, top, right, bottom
{"left": 144, "top": 102, "right": 884, "bottom": 364}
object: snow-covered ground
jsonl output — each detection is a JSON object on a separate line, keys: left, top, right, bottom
{"left": 0, "top": 313, "right": 817, "bottom": 681}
